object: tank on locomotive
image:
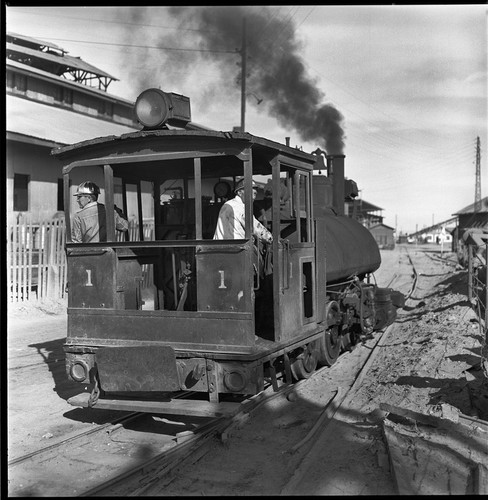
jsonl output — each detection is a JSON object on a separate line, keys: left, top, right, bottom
{"left": 53, "top": 88, "right": 404, "bottom": 414}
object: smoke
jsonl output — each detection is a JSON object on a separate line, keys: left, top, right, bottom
{"left": 119, "top": 6, "right": 345, "bottom": 154}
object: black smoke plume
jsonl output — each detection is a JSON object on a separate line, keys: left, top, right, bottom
{"left": 120, "top": 6, "right": 345, "bottom": 154}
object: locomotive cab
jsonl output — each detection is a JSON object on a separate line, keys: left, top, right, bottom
{"left": 54, "top": 89, "right": 403, "bottom": 414}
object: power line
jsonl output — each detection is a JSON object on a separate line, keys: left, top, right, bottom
{"left": 7, "top": 7, "right": 219, "bottom": 33}
{"left": 33, "top": 37, "right": 238, "bottom": 54}
{"left": 12, "top": 7, "right": 482, "bottom": 171}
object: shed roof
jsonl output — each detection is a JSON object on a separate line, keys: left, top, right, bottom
{"left": 6, "top": 41, "right": 118, "bottom": 81}
{"left": 453, "top": 196, "right": 488, "bottom": 215}
{"left": 7, "top": 31, "right": 118, "bottom": 91}
{"left": 349, "top": 199, "right": 384, "bottom": 212}
{"left": 6, "top": 94, "right": 139, "bottom": 146}
{"left": 7, "top": 32, "right": 66, "bottom": 53}
{"left": 369, "top": 223, "right": 395, "bottom": 231}
{"left": 7, "top": 59, "right": 133, "bottom": 104}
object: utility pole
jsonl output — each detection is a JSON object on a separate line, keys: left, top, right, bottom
{"left": 475, "top": 136, "right": 481, "bottom": 212}
{"left": 240, "top": 16, "right": 247, "bottom": 133}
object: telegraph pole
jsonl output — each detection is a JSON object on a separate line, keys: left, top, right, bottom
{"left": 240, "top": 16, "right": 247, "bottom": 133}
{"left": 475, "top": 136, "right": 481, "bottom": 212}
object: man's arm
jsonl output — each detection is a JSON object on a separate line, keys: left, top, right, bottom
{"left": 114, "top": 206, "right": 129, "bottom": 232}
{"left": 71, "top": 215, "right": 83, "bottom": 243}
{"left": 253, "top": 217, "right": 273, "bottom": 243}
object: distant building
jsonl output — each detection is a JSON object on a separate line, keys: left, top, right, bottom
{"left": 345, "top": 198, "right": 384, "bottom": 228}
{"left": 345, "top": 197, "right": 396, "bottom": 247}
{"left": 6, "top": 32, "right": 141, "bottom": 224}
{"left": 453, "top": 196, "right": 488, "bottom": 235}
{"left": 452, "top": 196, "right": 488, "bottom": 259}
{"left": 369, "top": 223, "right": 395, "bottom": 250}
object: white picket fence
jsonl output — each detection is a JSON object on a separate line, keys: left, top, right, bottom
{"left": 8, "top": 216, "right": 154, "bottom": 302}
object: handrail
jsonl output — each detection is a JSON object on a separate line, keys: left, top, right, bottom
{"left": 65, "top": 239, "right": 250, "bottom": 249}
{"left": 282, "top": 239, "right": 290, "bottom": 291}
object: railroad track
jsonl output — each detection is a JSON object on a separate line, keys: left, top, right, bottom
{"left": 279, "top": 249, "right": 488, "bottom": 496}
{"left": 7, "top": 389, "right": 229, "bottom": 497}
{"left": 386, "top": 245, "right": 418, "bottom": 300}
{"left": 8, "top": 384, "right": 276, "bottom": 497}
{"left": 8, "top": 411, "right": 142, "bottom": 467}
{"left": 9, "top": 322, "right": 412, "bottom": 499}
{"left": 113, "top": 255, "right": 421, "bottom": 496}
{"left": 9, "top": 256, "right": 419, "bottom": 497}
{"left": 8, "top": 357, "right": 63, "bottom": 372}
{"left": 279, "top": 246, "right": 421, "bottom": 494}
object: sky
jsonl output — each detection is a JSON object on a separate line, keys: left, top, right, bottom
{"left": 6, "top": 5, "right": 487, "bottom": 234}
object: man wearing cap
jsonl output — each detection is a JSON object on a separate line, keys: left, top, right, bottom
{"left": 213, "top": 178, "right": 273, "bottom": 243}
{"left": 71, "top": 181, "right": 129, "bottom": 243}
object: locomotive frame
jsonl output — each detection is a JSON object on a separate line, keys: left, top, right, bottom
{"left": 53, "top": 89, "right": 403, "bottom": 416}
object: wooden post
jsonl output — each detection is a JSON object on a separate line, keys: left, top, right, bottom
{"left": 485, "top": 242, "right": 488, "bottom": 340}
{"left": 104, "top": 164, "right": 115, "bottom": 241}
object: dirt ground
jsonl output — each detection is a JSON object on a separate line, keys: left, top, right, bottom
{"left": 8, "top": 296, "right": 68, "bottom": 319}
{"left": 7, "top": 245, "right": 488, "bottom": 496}
{"left": 142, "top": 246, "right": 488, "bottom": 495}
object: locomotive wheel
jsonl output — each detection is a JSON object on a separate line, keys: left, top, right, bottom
{"left": 318, "top": 326, "right": 341, "bottom": 366}
{"left": 291, "top": 344, "right": 318, "bottom": 380}
{"left": 317, "top": 301, "right": 342, "bottom": 366}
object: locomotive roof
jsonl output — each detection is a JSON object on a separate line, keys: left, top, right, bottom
{"left": 52, "top": 128, "right": 319, "bottom": 173}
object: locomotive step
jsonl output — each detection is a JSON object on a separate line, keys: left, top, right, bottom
{"left": 68, "top": 392, "right": 240, "bottom": 418}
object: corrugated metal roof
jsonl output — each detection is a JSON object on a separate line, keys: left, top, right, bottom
{"left": 348, "top": 199, "right": 384, "bottom": 212}
{"left": 369, "top": 223, "right": 395, "bottom": 231}
{"left": 453, "top": 196, "right": 488, "bottom": 215}
{"left": 7, "top": 32, "right": 66, "bottom": 53}
{"left": 6, "top": 41, "right": 118, "bottom": 80}
{"left": 6, "top": 94, "right": 139, "bottom": 146}
{"left": 7, "top": 59, "right": 133, "bottom": 104}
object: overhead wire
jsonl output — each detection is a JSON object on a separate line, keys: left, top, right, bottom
{"left": 11, "top": 6, "right": 483, "bottom": 180}
{"left": 7, "top": 6, "right": 222, "bottom": 34}
{"left": 231, "top": 8, "right": 482, "bottom": 162}
{"left": 35, "top": 37, "right": 237, "bottom": 54}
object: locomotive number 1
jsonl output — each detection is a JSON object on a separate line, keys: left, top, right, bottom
{"left": 85, "top": 269, "right": 94, "bottom": 287}
{"left": 218, "top": 270, "right": 227, "bottom": 289}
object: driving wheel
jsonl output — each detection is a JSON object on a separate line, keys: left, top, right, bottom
{"left": 317, "top": 301, "right": 342, "bottom": 366}
{"left": 291, "top": 342, "right": 318, "bottom": 380}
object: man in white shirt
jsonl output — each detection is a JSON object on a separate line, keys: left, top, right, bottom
{"left": 213, "top": 178, "right": 273, "bottom": 243}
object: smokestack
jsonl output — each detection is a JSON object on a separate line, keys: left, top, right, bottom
{"left": 285, "top": 137, "right": 290, "bottom": 147}
{"left": 327, "top": 155, "right": 345, "bottom": 216}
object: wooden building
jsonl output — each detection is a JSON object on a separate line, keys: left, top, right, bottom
{"left": 6, "top": 32, "right": 142, "bottom": 225}
{"left": 369, "top": 223, "right": 396, "bottom": 250}
{"left": 453, "top": 196, "right": 488, "bottom": 235}
{"left": 345, "top": 198, "right": 385, "bottom": 228}
{"left": 452, "top": 196, "right": 488, "bottom": 257}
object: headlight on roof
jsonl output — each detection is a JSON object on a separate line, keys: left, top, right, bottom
{"left": 135, "top": 89, "right": 191, "bottom": 129}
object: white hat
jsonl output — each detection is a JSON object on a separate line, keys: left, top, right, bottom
{"left": 74, "top": 181, "right": 100, "bottom": 197}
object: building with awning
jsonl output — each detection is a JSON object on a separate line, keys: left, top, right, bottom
{"left": 345, "top": 198, "right": 385, "bottom": 228}
{"left": 453, "top": 196, "right": 488, "bottom": 233}
{"left": 6, "top": 32, "right": 141, "bottom": 223}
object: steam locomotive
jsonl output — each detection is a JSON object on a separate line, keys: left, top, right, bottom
{"left": 53, "top": 89, "right": 404, "bottom": 416}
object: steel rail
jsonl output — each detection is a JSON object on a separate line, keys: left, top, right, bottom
{"left": 281, "top": 253, "right": 419, "bottom": 494}
{"left": 80, "top": 259, "right": 420, "bottom": 496}
{"left": 8, "top": 357, "right": 64, "bottom": 371}
{"left": 81, "top": 379, "right": 302, "bottom": 497}
{"left": 8, "top": 411, "right": 141, "bottom": 467}
{"left": 8, "top": 389, "right": 200, "bottom": 468}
